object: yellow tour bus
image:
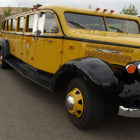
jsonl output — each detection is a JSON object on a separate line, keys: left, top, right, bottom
{"left": 0, "top": 4, "right": 140, "bottom": 129}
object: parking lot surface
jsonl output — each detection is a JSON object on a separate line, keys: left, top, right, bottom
{"left": 0, "top": 68, "right": 139, "bottom": 140}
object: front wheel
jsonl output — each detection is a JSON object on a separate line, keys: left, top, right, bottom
{"left": 65, "top": 77, "right": 104, "bottom": 129}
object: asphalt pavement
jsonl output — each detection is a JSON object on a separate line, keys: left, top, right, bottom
{"left": 0, "top": 68, "right": 139, "bottom": 140}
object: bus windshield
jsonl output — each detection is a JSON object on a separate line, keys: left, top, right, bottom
{"left": 64, "top": 12, "right": 106, "bottom": 31}
{"left": 106, "top": 17, "right": 140, "bottom": 34}
{"left": 64, "top": 12, "right": 140, "bottom": 34}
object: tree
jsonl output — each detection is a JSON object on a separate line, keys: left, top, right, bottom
{"left": 120, "top": 4, "right": 138, "bottom": 15}
{"left": 4, "top": 7, "right": 12, "bottom": 17}
{"left": 16, "top": 8, "right": 19, "bottom": 13}
{"left": 22, "top": 8, "right": 28, "bottom": 12}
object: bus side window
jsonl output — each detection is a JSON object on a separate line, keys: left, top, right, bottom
{"left": 44, "top": 13, "right": 59, "bottom": 33}
{"left": 7, "top": 20, "right": 9, "bottom": 31}
{"left": 26, "top": 15, "right": 34, "bottom": 33}
{"left": 18, "top": 17, "right": 25, "bottom": 32}
{"left": 3, "top": 20, "right": 7, "bottom": 31}
{"left": 11, "top": 19, "right": 16, "bottom": 31}
{"left": 9, "top": 19, "right": 12, "bottom": 31}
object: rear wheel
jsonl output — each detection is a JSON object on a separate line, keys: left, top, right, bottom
{"left": 65, "top": 77, "right": 104, "bottom": 129}
{"left": 1, "top": 53, "right": 10, "bottom": 69}
{"left": 1, "top": 56, "right": 9, "bottom": 69}
{"left": 0, "top": 40, "right": 10, "bottom": 69}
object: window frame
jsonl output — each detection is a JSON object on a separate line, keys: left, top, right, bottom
{"left": 26, "top": 14, "right": 35, "bottom": 33}
{"left": 18, "top": 16, "right": 25, "bottom": 32}
{"left": 64, "top": 12, "right": 107, "bottom": 31}
{"left": 105, "top": 17, "right": 140, "bottom": 34}
{"left": 37, "top": 11, "right": 60, "bottom": 35}
{"left": 11, "top": 18, "right": 17, "bottom": 32}
{"left": 2, "top": 20, "right": 7, "bottom": 31}
{"left": 43, "top": 12, "right": 59, "bottom": 34}
{"left": 6, "top": 19, "right": 10, "bottom": 31}
{"left": 25, "top": 11, "right": 61, "bottom": 35}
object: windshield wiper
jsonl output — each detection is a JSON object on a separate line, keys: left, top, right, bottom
{"left": 109, "top": 26, "right": 123, "bottom": 33}
{"left": 67, "top": 21, "right": 89, "bottom": 29}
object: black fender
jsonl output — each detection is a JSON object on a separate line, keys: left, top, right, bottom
{"left": 53, "top": 57, "right": 120, "bottom": 95}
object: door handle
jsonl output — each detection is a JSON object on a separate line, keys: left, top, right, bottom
{"left": 47, "top": 40, "right": 53, "bottom": 43}
{"left": 33, "top": 37, "right": 38, "bottom": 40}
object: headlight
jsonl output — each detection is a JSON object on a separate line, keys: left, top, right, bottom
{"left": 137, "top": 64, "right": 140, "bottom": 72}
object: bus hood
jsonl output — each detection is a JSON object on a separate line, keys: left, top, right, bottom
{"left": 66, "top": 30, "right": 140, "bottom": 48}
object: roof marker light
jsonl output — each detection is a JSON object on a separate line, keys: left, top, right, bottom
{"left": 126, "top": 64, "right": 136, "bottom": 74}
{"left": 96, "top": 8, "right": 100, "bottom": 12}
{"left": 33, "top": 4, "right": 42, "bottom": 10}
{"left": 110, "top": 10, "right": 115, "bottom": 14}
{"left": 34, "top": 7, "right": 38, "bottom": 10}
{"left": 103, "top": 9, "right": 107, "bottom": 13}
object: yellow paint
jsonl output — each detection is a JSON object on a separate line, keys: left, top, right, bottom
{"left": 1, "top": 5, "right": 140, "bottom": 74}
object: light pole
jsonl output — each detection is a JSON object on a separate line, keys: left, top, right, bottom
{"left": 19, "top": 0, "right": 21, "bottom": 7}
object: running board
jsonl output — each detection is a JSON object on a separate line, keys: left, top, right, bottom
{"left": 5, "top": 57, "right": 54, "bottom": 91}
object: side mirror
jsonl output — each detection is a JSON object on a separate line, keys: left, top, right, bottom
{"left": 34, "top": 30, "right": 42, "bottom": 35}
{"left": 38, "top": 12, "right": 44, "bottom": 17}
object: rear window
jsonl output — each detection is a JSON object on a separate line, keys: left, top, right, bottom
{"left": 106, "top": 17, "right": 140, "bottom": 34}
{"left": 64, "top": 12, "right": 106, "bottom": 31}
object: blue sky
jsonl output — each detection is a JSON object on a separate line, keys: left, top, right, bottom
{"left": 0, "top": 0, "right": 140, "bottom": 14}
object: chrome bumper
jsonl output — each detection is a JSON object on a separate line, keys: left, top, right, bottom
{"left": 119, "top": 106, "right": 140, "bottom": 117}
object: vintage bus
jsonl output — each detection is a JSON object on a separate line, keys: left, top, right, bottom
{"left": 0, "top": 5, "right": 140, "bottom": 129}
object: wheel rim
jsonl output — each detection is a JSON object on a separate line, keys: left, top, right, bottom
{"left": 65, "top": 88, "right": 84, "bottom": 118}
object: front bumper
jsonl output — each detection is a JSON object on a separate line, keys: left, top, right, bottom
{"left": 117, "top": 80, "right": 140, "bottom": 110}
{"left": 119, "top": 106, "right": 140, "bottom": 117}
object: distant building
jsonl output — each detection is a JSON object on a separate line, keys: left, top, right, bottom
{"left": 0, "top": 7, "right": 30, "bottom": 21}
{"left": 0, "top": 15, "right": 3, "bottom": 21}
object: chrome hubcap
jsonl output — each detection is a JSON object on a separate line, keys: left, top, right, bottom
{"left": 0, "top": 56, "right": 3, "bottom": 61}
{"left": 65, "top": 95, "right": 75, "bottom": 111}
{"left": 65, "top": 88, "right": 84, "bottom": 118}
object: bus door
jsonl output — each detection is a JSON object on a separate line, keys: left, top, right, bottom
{"left": 34, "top": 11, "right": 63, "bottom": 74}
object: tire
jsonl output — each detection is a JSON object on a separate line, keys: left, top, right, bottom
{"left": 65, "top": 77, "right": 104, "bottom": 129}
{"left": 1, "top": 56, "right": 9, "bottom": 69}
{"left": 0, "top": 40, "right": 10, "bottom": 69}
